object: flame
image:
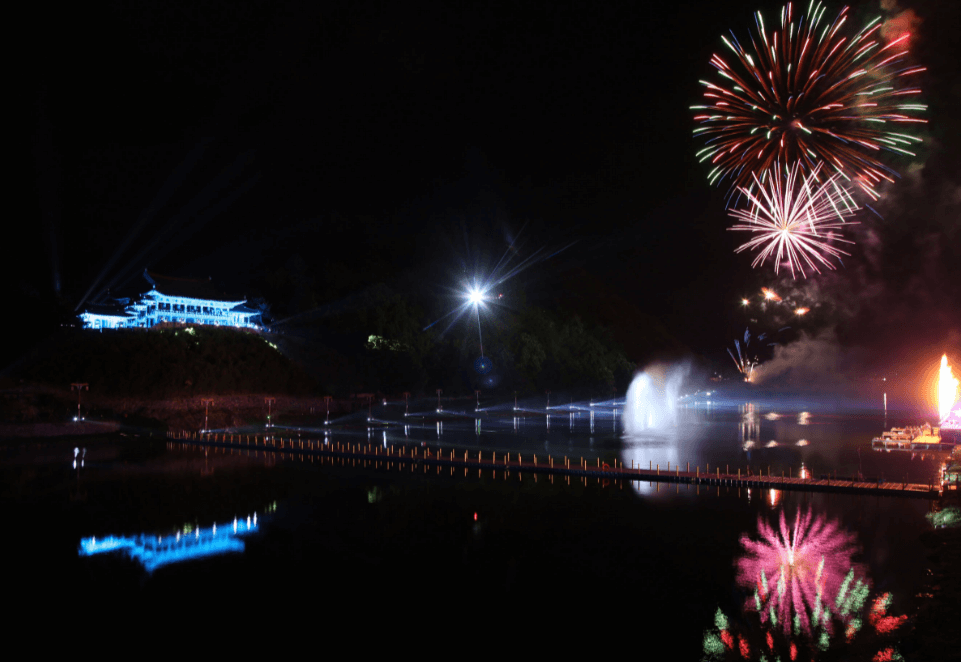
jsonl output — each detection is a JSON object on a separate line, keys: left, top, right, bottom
{"left": 938, "top": 355, "right": 959, "bottom": 422}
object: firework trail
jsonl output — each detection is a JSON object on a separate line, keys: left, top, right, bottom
{"left": 728, "top": 328, "right": 766, "bottom": 381}
{"left": 728, "top": 162, "right": 859, "bottom": 278}
{"left": 693, "top": 1, "right": 926, "bottom": 201}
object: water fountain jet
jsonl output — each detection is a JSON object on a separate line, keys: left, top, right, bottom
{"left": 623, "top": 363, "right": 689, "bottom": 435}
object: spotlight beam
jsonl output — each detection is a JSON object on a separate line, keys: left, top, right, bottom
{"left": 89, "top": 152, "right": 256, "bottom": 302}
{"left": 75, "top": 139, "right": 213, "bottom": 311}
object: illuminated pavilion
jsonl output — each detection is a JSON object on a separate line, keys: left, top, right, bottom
{"left": 79, "top": 270, "right": 261, "bottom": 331}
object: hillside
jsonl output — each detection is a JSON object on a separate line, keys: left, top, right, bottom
{"left": 12, "top": 326, "right": 315, "bottom": 397}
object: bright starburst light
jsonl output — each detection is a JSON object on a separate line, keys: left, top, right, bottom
{"left": 422, "top": 232, "right": 574, "bottom": 369}
{"left": 728, "top": 162, "right": 859, "bottom": 278}
{"left": 467, "top": 287, "right": 486, "bottom": 306}
{"left": 693, "top": 1, "right": 927, "bottom": 200}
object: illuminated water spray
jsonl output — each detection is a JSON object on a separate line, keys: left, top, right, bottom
{"left": 623, "top": 363, "right": 689, "bottom": 434}
{"left": 938, "top": 354, "right": 959, "bottom": 422}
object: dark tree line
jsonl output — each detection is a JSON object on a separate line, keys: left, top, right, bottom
{"left": 269, "top": 281, "right": 652, "bottom": 398}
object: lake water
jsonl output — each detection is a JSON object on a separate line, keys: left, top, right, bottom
{"left": 4, "top": 396, "right": 945, "bottom": 655}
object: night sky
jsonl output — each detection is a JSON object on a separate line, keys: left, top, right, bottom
{"left": 21, "top": 0, "right": 961, "bottom": 377}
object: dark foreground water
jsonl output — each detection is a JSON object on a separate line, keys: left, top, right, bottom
{"left": 3, "top": 400, "right": 949, "bottom": 656}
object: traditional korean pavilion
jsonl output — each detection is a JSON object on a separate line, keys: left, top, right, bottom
{"left": 79, "top": 270, "right": 261, "bottom": 330}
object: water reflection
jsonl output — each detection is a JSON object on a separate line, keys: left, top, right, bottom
{"left": 740, "top": 404, "right": 759, "bottom": 452}
{"left": 768, "top": 489, "right": 782, "bottom": 508}
{"left": 621, "top": 433, "right": 680, "bottom": 498}
{"left": 72, "top": 447, "right": 85, "bottom": 470}
{"left": 179, "top": 393, "right": 942, "bottom": 493}
{"left": 738, "top": 507, "right": 863, "bottom": 637}
{"left": 702, "top": 506, "right": 909, "bottom": 660}
{"left": 78, "top": 504, "right": 273, "bottom": 573}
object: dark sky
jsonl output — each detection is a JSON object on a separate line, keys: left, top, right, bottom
{"left": 22, "top": 0, "right": 960, "bottom": 367}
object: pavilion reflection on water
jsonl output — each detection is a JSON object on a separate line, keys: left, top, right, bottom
{"left": 78, "top": 508, "right": 269, "bottom": 573}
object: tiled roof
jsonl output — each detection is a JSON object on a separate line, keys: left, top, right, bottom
{"left": 80, "top": 303, "right": 133, "bottom": 317}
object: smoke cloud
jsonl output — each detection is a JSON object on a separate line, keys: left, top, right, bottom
{"left": 752, "top": 330, "right": 851, "bottom": 387}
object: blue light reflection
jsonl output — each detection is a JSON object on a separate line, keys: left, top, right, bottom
{"left": 79, "top": 513, "right": 260, "bottom": 573}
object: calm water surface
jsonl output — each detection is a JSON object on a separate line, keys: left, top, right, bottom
{"left": 4, "top": 400, "right": 942, "bottom": 655}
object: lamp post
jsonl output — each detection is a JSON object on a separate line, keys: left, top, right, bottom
{"left": 402, "top": 392, "right": 410, "bottom": 417}
{"left": 545, "top": 390, "right": 551, "bottom": 410}
{"left": 436, "top": 389, "right": 443, "bottom": 412}
{"left": 324, "top": 395, "right": 332, "bottom": 425}
{"left": 475, "top": 390, "right": 481, "bottom": 411}
{"left": 264, "top": 397, "right": 275, "bottom": 429}
{"left": 514, "top": 391, "right": 518, "bottom": 411}
{"left": 201, "top": 398, "right": 214, "bottom": 433}
{"left": 467, "top": 287, "right": 486, "bottom": 358}
{"left": 70, "top": 383, "right": 88, "bottom": 421}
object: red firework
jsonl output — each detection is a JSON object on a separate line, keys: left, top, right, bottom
{"left": 693, "top": 2, "right": 926, "bottom": 201}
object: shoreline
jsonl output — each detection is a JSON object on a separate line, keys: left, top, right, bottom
{"left": 2, "top": 386, "right": 405, "bottom": 437}
{"left": 0, "top": 420, "right": 121, "bottom": 439}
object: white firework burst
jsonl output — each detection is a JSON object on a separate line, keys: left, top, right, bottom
{"left": 728, "top": 162, "right": 860, "bottom": 278}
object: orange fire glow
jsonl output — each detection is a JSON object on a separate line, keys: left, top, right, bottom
{"left": 938, "top": 354, "right": 959, "bottom": 422}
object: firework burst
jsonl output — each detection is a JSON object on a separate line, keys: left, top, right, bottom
{"left": 693, "top": 1, "right": 926, "bottom": 200}
{"left": 728, "top": 162, "right": 859, "bottom": 278}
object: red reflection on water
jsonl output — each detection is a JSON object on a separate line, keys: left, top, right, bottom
{"left": 869, "top": 593, "right": 908, "bottom": 635}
